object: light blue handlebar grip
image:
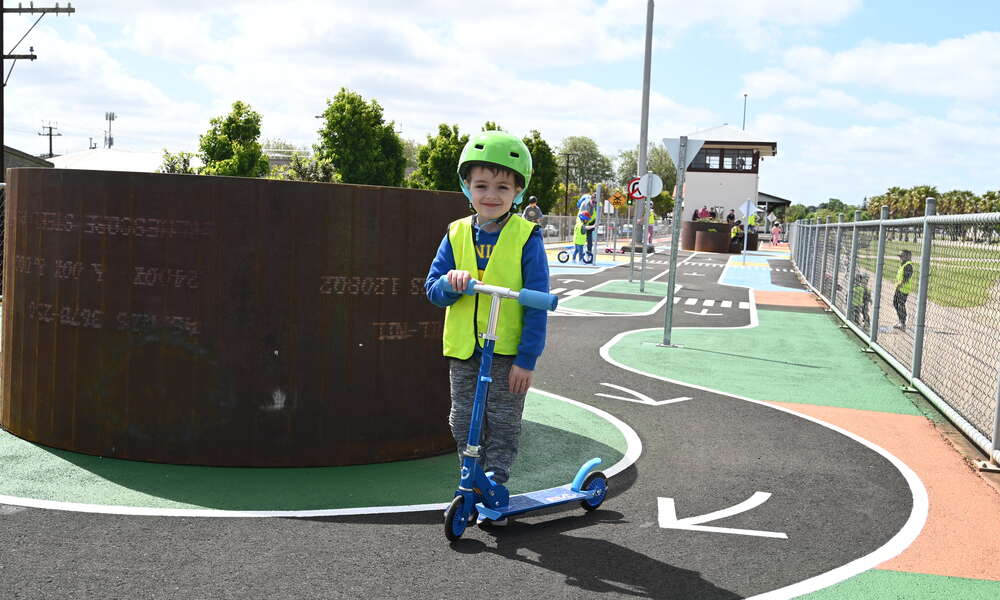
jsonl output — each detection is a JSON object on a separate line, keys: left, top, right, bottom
{"left": 439, "top": 277, "right": 478, "bottom": 296}
{"left": 518, "top": 288, "right": 558, "bottom": 311}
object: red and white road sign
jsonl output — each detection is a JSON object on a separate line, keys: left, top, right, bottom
{"left": 627, "top": 177, "right": 643, "bottom": 200}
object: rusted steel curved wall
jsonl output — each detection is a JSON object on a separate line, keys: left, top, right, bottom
{"left": 1, "top": 168, "right": 464, "bottom": 466}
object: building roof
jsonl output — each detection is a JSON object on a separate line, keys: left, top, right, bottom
{"left": 49, "top": 148, "right": 203, "bottom": 173}
{"left": 4, "top": 145, "right": 54, "bottom": 168}
{"left": 758, "top": 191, "right": 792, "bottom": 207}
{"left": 686, "top": 125, "right": 777, "bottom": 156}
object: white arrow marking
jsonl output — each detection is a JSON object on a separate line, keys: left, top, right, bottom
{"left": 549, "top": 287, "right": 566, "bottom": 295}
{"left": 658, "top": 492, "right": 788, "bottom": 539}
{"left": 558, "top": 279, "right": 584, "bottom": 284}
{"left": 595, "top": 383, "right": 691, "bottom": 406}
{"left": 684, "top": 309, "right": 723, "bottom": 316}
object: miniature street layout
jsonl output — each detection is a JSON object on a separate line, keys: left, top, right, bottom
{"left": 2, "top": 243, "right": 1000, "bottom": 599}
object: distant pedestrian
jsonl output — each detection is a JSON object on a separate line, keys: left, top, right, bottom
{"left": 893, "top": 249, "right": 916, "bottom": 330}
{"left": 521, "top": 196, "right": 543, "bottom": 224}
{"left": 573, "top": 214, "right": 588, "bottom": 263}
{"left": 726, "top": 209, "right": 736, "bottom": 224}
{"left": 851, "top": 273, "right": 872, "bottom": 329}
{"left": 730, "top": 220, "right": 744, "bottom": 251}
{"left": 771, "top": 223, "right": 781, "bottom": 245}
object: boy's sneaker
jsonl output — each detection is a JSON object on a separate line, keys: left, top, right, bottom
{"left": 476, "top": 512, "right": 508, "bottom": 527}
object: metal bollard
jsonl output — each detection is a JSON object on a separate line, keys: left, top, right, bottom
{"left": 832, "top": 213, "right": 844, "bottom": 307}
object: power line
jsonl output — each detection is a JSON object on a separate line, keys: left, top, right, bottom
{"left": 2, "top": 2, "right": 76, "bottom": 181}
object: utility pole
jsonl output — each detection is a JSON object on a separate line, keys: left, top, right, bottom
{"left": 560, "top": 152, "right": 578, "bottom": 216}
{"left": 104, "top": 111, "right": 116, "bottom": 148}
{"left": 742, "top": 93, "right": 749, "bottom": 130}
{"left": 37, "top": 121, "right": 61, "bottom": 158}
{"left": 2, "top": 2, "right": 76, "bottom": 182}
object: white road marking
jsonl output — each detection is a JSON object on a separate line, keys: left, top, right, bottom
{"left": 720, "top": 300, "right": 733, "bottom": 308}
{"left": 658, "top": 492, "right": 788, "bottom": 539}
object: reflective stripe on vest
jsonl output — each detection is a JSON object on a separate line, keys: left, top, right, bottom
{"left": 896, "top": 261, "right": 916, "bottom": 294}
{"left": 442, "top": 214, "right": 535, "bottom": 359}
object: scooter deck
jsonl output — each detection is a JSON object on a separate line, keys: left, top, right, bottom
{"left": 476, "top": 485, "right": 590, "bottom": 520}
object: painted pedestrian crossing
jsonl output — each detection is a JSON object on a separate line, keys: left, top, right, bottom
{"left": 643, "top": 259, "right": 794, "bottom": 273}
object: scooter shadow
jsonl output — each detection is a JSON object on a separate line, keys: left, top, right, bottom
{"left": 452, "top": 510, "right": 740, "bottom": 599}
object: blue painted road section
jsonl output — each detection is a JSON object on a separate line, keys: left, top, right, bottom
{"left": 720, "top": 252, "right": 808, "bottom": 293}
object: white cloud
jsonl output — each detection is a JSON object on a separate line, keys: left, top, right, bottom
{"left": 747, "top": 32, "right": 1000, "bottom": 102}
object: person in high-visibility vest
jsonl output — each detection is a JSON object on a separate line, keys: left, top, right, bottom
{"left": 647, "top": 208, "right": 656, "bottom": 245}
{"left": 893, "top": 249, "right": 916, "bottom": 330}
{"left": 850, "top": 273, "right": 871, "bottom": 328}
{"left": 730, "top": 220, "right": 744, "bottom": 251}
{"left": 572, "top": 212, "right": 589, "bottom": 262}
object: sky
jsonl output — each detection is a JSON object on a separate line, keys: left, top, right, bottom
{"left": 3, "top": 0, "right": 999, "bottom": 207}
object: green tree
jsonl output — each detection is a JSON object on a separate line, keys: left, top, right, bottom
{"left": 482, "top": 121, "right": 502, "bottom": 132}
{"left": 271, "top": 152, "right": 338, "bottom": 183}
{"left": 316, "top": 88, "right": 406, "bottom": 186}
{"left": 556, "top": 136, "right": 613, "bottom": 189}
{"left": 158, "top": 150, "right": 197, "bottom": 174}
{"left": 614, "top": 143, "right": 677, "bottom": 218}
{"left": 982, "top": 190, "right": 1000, "bottom": 212}
{"left": 401, "top": 138, "right": 420, "bottom": 181}
{"left": 783, "top": 204, "right": 810, "bottom": 223}
{"left": 198, "top": 101, "right": 270, "bottom": 177}
{"left": 522, "top": 129, "right": 559, "bottom": 214}
{"left": 410, "top": 123, "right": 469, "bottom": 192}
{"left": 938, "top": 190, "right": 978, "bottom": 215}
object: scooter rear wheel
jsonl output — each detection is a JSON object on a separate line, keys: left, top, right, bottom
{"left": 444, "top": 496, "right": 469, "bottom": 541}
{"left": 582, "top": 251, "right": 594, "bottom": 264}
{"left": 580, "top": 471, "right": 608, "bottom": 511}
{"left": 557, "top": 250, "right": 570, "bottom": 263}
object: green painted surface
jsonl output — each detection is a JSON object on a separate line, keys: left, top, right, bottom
{"left": 0, "top": 391, "right": 625, "bottom": 511}
{"left": 595, "top": 280, "right": 671, "bottom": 296}
{"left": 799, "top": 569, "right": 1000, "bottom": 599}
{"left": 607, "top": 309, "right": 922, "bottom": 415}
{"left": 560, "top": 295, "right": 659, "bottom": 313}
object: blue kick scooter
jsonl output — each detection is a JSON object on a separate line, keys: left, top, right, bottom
{"left": 441, "top": 279, "right": 608, "bottom": 541}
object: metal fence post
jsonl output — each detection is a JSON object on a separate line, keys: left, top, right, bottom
{"left": 911, "top": 197, "right": 936, "bottom": 379}
{"left": 991, "top": 373, "right": 1000, "bottom": 466}
{"left": 809, "top": 219, "right": 819, "bottom": 283}
{"left": 846, "top": 210, "right": 861, "bottom": 326}
{"left": 832, "top": 213, "right": 844, "bottom": 305}
{"left": 819, "top": 216, "right": 831, "bottom": 296}
{"left": 869, "top": 206, "right": 889, "bottom": 342}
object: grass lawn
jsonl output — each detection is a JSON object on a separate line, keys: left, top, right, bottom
{"left": 851, "top": 239, "right": 1000, "bottom": 307}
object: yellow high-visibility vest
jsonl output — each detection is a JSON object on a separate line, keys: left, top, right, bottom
{"left": 442, "top": 215, "right": 535, "bottom": 358}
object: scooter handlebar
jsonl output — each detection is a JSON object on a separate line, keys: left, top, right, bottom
{"left": 439, "top": 278, "right": 558, "bottom": 312}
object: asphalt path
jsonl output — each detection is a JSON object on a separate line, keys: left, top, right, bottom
{"left": 0, "top": 250, "right": 919, "bottom": 600}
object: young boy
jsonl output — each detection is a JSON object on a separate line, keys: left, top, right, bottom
{"left": 424, "top": 131, "right": 549, "bottom": 522}
{"left": 572, "top": 212, "right": 588, "bottom": 262}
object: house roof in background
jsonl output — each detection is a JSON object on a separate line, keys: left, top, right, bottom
{"left": 686, "top": 125, "right": 778, "bottom": 156}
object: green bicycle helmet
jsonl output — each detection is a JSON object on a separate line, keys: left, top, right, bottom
{"left": 457, "top": 131, "right": 533, "bottom": 205}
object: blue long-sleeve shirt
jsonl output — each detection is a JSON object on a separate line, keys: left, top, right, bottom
{"left": 425, "top": 221, "right": 549, "bottom": 371}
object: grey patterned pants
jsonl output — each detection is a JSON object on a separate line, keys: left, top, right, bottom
{"left": 449, "top": 354, "right": 527, "bottom": 484}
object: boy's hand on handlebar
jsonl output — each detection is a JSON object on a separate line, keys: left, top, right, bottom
{"left": 509, "top": 365, "right": 532, "bottom": 395}
{"left": 445, "top": 270, "right": 471, "bottom": 293}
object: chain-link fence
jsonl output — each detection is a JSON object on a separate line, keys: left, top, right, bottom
{"left": 790, "top": 201, "right": 1000, "bottom": 468}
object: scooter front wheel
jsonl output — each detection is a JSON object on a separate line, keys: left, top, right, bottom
{"left": 557, "top": 250, "right": 570, "bottom": 263}
{"left": 445, "top": 496, "right": 472, "bottom": 541}
{"left": 580, "top": 471, "right": 608, "bottom": 511}
{"left": 582, "top": 252, "right": 594, "bottom": 264}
